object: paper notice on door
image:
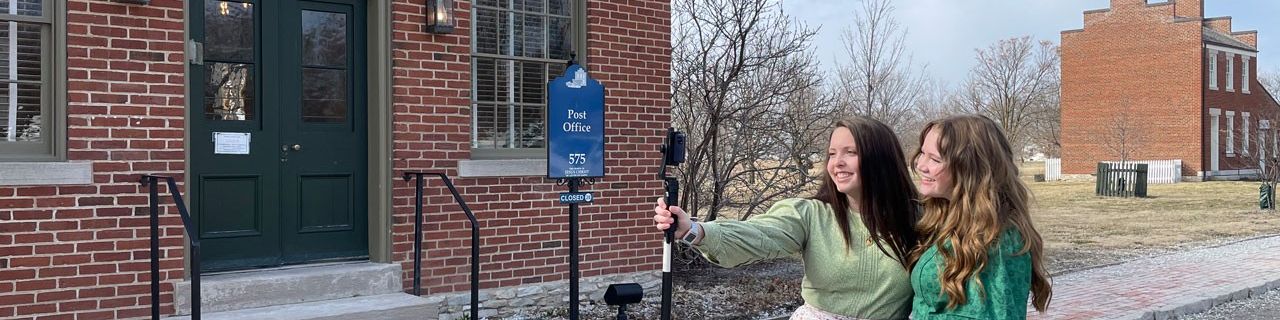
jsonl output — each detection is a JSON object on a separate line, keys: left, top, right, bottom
{"left": 213, "top": 132, "right": 251, "bottom": 155}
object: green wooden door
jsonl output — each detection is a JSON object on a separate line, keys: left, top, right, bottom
{"left": 190, "top": 0, "right": 368, "bottom": 272}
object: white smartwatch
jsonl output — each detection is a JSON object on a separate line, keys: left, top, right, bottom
{"left": 680, "top": 220, "right": 702, "bottom": 245}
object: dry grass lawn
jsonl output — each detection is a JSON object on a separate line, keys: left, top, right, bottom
{"left": 722, "top": 162, "right": 1280, "bottom": 273}
{"left": 1022, "top": 162, "right": 1280, "bottom": 273}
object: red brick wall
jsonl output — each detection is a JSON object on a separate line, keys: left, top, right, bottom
{"left": 2, "top": 0, "right": 670, "bottom": 319}
{"left": 1174, "top": 0, "right": 1204, "bottom": 18}
{"left": 1234, "top": 32, "right": 1259, "bottom": 48}
{"left": 390, "top": 0, "right": 670, "bottom": 295}
{"left": 1204, "top": 17, "right": 1231, "bottom": 34}
{"left": 1205, "top": 53, "right": 1280, "bottom": 171}
{"left": 1061, "top": 2, "right": 1205, "bottom": 175}
{"left": 1, "top": 0, "right": 188, "bottom": 319}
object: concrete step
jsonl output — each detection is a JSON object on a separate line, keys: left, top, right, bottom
{"left": 164, "top": 293, "right": 437, "bottom": 320}
{"left": 173, "top": 262, "right": 403, "bottom": 315}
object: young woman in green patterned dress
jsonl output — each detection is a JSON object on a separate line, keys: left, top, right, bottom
{"left": 909, "top": 114, "right": 1053, "bottom": 319}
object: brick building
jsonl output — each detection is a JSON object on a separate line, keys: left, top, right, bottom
{"left": 0, "top": 0, "right": 670, "bottom": 318}
{"left": 1060, "top": 0, "right": 1280, "bottom": 179}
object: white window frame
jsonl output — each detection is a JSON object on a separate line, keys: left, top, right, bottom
{"left": 1208, "top": 51, "right": 1218, "bottom": 90}
{"left": 1243, "top": 112, "right": 1251, "bottom": 155}
{"left": 1227, "top": 111, "right": 1236, "bottom": 156}
{"left": 1262, "top": 120, "right": 1271, "bottom": 161}
{"left": 468, "top": 0, "right": 587, "bottom": 161}
{"left": 1226, "top": 53, "right": 1235, "bottom": 92}
{"left": 0, "top": 0, "right": 64, "bottom": 162}
{"left": 1243, "top": 57, "right": 1251, "bottom": 94}
{"left": 0, "top": 1, "right": 89, "bottom": 187}
{"left": 1210, "top": 108, "right": 1222, "bottom": 171}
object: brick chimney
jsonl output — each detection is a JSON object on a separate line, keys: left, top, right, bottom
{"left": 1174, "top": 0, "right": 1203, "bottom": 18}
{"left": 1109, "top": 0, "right": 1145, "bottom": 11}
{"left": 1204, "top": 17, "right": 1232, "bottom": 35}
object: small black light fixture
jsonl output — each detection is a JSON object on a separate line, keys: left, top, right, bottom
{"left": 604, "top": 283, "right": 644, "bottom": 320}
{"left": 426, "top": 0, "right": 456, "bottom": 34}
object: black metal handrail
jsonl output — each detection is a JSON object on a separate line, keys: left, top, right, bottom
{"left": 402, "top": 172, "right": 479, "bottom": 320}
{"left": 140, "top": 175, "right": 200, "bottom": 320}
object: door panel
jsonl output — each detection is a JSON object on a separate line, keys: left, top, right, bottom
{"left": 296, "top": 174, "right": 355, "bottom": 233}
{"left": 279, "top": 0, "right": 368, "bottom": 264}
{"left": 197, "top": 175, "right": 263, "bottom": 239}
{"left": 190, "top": 0, "right": 367, "bottom": 272}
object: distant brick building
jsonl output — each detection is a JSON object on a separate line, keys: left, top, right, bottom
{"left": 0, "top": 0, "right": 670, "bottom": 318}
{"left": 1060, "top": 0, "right": 1280, "bottom": 179}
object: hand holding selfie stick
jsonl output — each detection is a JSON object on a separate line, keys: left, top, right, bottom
{"left": 658, "top": 127, "right": 685, "bottom": 320}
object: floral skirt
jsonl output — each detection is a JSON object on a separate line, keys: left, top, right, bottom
{"left": 789, "top": 304, "right": 874, "bottom": 320}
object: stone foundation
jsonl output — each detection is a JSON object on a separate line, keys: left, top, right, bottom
{"left": 424, "top": 271, "right": 662, "bottom": 320}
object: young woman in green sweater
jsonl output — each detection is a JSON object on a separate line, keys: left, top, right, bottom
{"left": 654, "top": 116, "right": 921, "bottom": 320}
{"left": 909, "top": 114, "right": 1053, "bottom": 319}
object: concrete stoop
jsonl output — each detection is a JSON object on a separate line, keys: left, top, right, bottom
{"left": 165, "top": 262, "right": 437, "bottom": 320}
{"left": 164, "top": 293, "right": 436, "bottom": 320}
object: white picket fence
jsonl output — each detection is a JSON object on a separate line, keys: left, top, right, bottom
{"left": 1042, "top": 158, "right": 1181, "bottom": 184}
{"left": 1101, "top": 159, "right": 1183, "bottom": 184}
{"left": 1044, "top": 158, "right": 1062, "bottom": 181}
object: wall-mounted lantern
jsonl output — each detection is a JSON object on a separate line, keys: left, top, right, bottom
{"left": 426, "top": 0, "right": 455, "bottom": 34}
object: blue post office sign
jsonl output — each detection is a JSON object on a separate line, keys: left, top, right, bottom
{"left": 547, "top": 64, "right": 606, "bottom": 179}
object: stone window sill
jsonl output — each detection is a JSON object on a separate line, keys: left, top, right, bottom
{"left": 0, "top": 162, "right": 93, "bottom": 186}
{"left": 458, "top": 159, "right": 547, "bottom": 177}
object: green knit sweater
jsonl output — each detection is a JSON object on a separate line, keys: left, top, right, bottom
{"left": 696, "top": 198, "right": 913, "bottom": 319}
{"left": 910, "top": 228, "right": 1032, "bottom": 319}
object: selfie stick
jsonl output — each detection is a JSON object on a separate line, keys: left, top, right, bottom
{"left": 658, "top": 127, "right": 685, "bottom": 320}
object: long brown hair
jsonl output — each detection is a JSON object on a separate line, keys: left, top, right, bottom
{"left": 910, "top": 114, "right": 1052, "bottom": 311}
{"left": 813, "top": 116, "right": 920, "bottom": 268}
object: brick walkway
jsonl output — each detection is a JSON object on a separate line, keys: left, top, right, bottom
{"left": 1029, "top": 235, "right": 1280, "bottom": 320}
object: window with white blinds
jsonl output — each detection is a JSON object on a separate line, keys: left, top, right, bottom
{"left": 0, "top": 0, "right": 58, "bottom": 161}
{"left": 0, "top": 0, "right": 46, "bottom": 143}
{"left": 470, "top": 0, "right": 578, "bottom": 153}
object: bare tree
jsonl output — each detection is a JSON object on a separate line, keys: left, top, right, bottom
{"left": 834, "top": 0, "right": 929, "bottom": 141}
{"left": 958, "top": 37, "right": 1060, "bottom": 157}
{"left": 731, "top": 86, "right": 835, "bottom": 220}
{"left": 1029, "top": 90, "right": 1062, "bottom": 159}
{"left": 1100, "top": 100, "right": 1146, "bottom": 164}
{"left": 1261, "top": 68, "right": 1280, "bottom": 96}
{"left": 671, "top": 0, "right": 826, "bottom": 221}
{"left": 1227, "top": 110, "right": 1280, "bottom": 209}
{"left": 894, "top": 78, "right": 959, "bottom": 148}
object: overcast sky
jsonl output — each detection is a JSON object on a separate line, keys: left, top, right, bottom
{"left": 781, "top": 0, "right": 1280, "bottom": 87}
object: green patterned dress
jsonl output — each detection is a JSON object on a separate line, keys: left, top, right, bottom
{"left": 910, "top": 228, "right": 1034, "bottom": 319}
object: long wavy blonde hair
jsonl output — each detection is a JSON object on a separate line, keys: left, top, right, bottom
{"left": 910, "top": 114, "right": 1052, "bottom": 312}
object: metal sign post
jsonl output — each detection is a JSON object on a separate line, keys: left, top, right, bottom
{"left": 547, "top": 57, "right": 606, "bottom": 320}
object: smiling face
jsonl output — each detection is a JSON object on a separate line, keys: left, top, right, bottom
{"left": 826, "top": 126, "right": 861, "bottom": 196}
{"left": 915, "top": 127, "right": 954, "bottom": 200}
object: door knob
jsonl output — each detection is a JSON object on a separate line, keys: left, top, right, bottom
{"left": 292, "top": 144, "right": 303, "bottom": 151}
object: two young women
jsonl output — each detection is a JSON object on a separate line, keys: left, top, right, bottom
{"left": 653, "top": 115, "right": 1052, "bottom": 319}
